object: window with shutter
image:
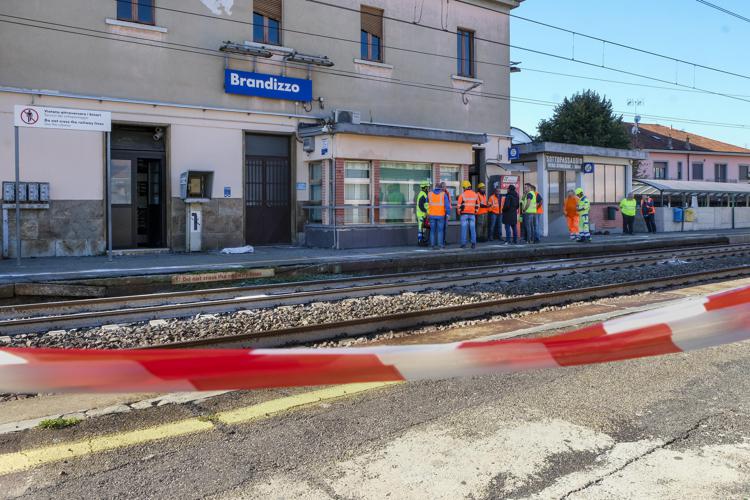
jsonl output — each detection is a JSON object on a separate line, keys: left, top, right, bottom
{"left": 253, "top": 0, "right": 282, "bottom": 45}
{"left": 360, "top": 5, "right": 383, "bottom": 62}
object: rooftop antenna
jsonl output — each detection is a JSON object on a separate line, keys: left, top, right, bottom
{"left": 627, "top": 99, "right": 643, "bottom": 135}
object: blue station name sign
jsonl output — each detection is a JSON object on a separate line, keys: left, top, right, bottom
{"left": 224, "top": 69, "right": 313, "bottom": 102}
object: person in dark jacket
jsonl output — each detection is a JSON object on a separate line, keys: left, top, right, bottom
{"left": 501, "top": 184, "right": 520, "bottom": 244}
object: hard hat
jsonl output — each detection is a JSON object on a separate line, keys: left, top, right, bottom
{"left": 420, "top": 180, "right": 430, "bottom": 188}
{"left": 575, "top": 187, "right": 584, "bottom": 196}
{"left": 477, "top": 182, "right": 486, "bottom": 189}
{"left": 461, "top": 180, "right": 472, "bottom": 189}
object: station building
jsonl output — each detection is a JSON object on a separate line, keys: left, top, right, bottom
{"left": 508, "top": 137, "right": 646, "bottom": 237}
{"left": 0, "top": 0, "right": 522, "bottom": 257}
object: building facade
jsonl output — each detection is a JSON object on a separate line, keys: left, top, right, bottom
{"left": 510, "top": 142, "right": 644, "bottom": 237}
{"left": 629, "top": 123, "right": 750, "bottom": 184}
{"left": 0, "top": 0, "right": 522, "bottom": 257}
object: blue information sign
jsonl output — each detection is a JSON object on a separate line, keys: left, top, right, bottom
{"left": 508, "top": 146, "right": 520, "bottom": 160}
{"left": 224, "top": 69, "right": 313, "bottom": 102}
{"left": 582, "top": 162, "right": 595, "bottom": 174}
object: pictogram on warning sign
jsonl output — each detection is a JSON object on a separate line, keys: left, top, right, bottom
{"left": 19, "top": 108, "right": 39, "bottom": 125}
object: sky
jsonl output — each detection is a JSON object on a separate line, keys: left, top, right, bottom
{"left": 509, "top": 0, "right": 750, "bottom": 148}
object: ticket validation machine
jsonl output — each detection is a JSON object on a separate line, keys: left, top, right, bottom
{"left": 179, "top": 171, "right": 213, "bottom": 252}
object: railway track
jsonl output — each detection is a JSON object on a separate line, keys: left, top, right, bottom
{"left": 158, "top": 264, "right": 750, "bottom": 349}
{"left": 1, "top": 243, "right": 749, "bottom": 337}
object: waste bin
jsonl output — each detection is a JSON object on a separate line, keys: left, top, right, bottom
{"left": 606, "top": 206, "right": 617, "bottom": 220}
{"left": 673, "top": 207, "right": 684, "bottom": 222}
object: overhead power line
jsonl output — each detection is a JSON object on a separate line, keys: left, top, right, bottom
{"left": 303, "top": 0, "right": 750, "bottom": 106}
{"left": 1, "top": 14, "right": 749, "bottom": 132}
{"left": 453, "top": 0, "right": 750, "bottom": 81}
{"left": 695, "top": 0, "right": 750, "bottom": 23}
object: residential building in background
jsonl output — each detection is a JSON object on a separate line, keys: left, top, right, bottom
{"left": 0, "top": 0, "right": 522, "bottom": 257}
{"left": 627, "top": 123, "right": 750, "bottom": 183}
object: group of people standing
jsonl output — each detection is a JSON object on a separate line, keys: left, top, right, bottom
{"left": 416, "top": 180, "right": 544, "bottom": 249}
{"left": 417, "top": 181, "right": 659, "bottom": 249}
{"left": 562, "top": 188, "right": 592, "bottom": 242}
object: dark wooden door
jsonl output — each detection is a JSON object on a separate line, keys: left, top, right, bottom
{"left": 245, "top": 157, "right": 291, "bottom": 245}
{"left": 110, "top": 152, "right": 165, "bottom": 249}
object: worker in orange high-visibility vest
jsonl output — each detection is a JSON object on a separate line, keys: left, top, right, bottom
{"left": 641, "top": 195, "right": 657, "bottom": 233}
{"left": 457, "top": 180, "right": 479, "bottom": 249}
{"left": 427, "top": 183, "right": 449, "bottom": 249}
{"left": 476, "top": 182, "right": 489, "bottom": 242}
{"left": 487, "top": 185, "right": 503, "bottom": 241}
{"left": 564, "top": 190, "right": 579, "bottom": 240}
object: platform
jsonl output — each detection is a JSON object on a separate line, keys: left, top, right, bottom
{"left": 1, "top": 229, "right": 749, "bottom": 285}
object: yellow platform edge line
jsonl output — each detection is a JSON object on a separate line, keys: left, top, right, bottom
{"left": 216, "top": 381, "right": 398, "bottom": 425}
{"left": 0, "top": 381, "right": 399, "bottom": 476}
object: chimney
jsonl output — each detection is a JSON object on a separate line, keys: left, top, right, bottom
{"left": 686, "top": 136, "right": 692, "bottom": 151}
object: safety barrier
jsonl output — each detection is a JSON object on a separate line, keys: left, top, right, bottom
{"left": 1, "top": 285, "right": 749, "bottom": 394}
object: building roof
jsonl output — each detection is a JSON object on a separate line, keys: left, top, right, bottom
{"left": 298, "top": 122, "right": 487, "bottom": 144}
{"left": 626, "top": 123, "right": 750, "bottom": 154}
{"left": 515, "top": 141, "right": 646, "bottom": 160}
{"left": 633, "top": 178, "right": 750, "bottom": 196}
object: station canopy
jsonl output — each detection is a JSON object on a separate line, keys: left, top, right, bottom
{"left": 633, "top": 179, "right": 750, "bottom": 197}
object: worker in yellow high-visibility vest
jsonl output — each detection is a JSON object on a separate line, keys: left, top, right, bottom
{"left": 576, "top": 187, "right": 591, "bottom": 242}
{"left": 619, "top": 192, "right": 637, "bottom": 235}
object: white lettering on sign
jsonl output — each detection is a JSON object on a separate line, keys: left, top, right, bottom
{"left": 546, "top": 154, "right": 583, "bottom": 171}
{"left": 172, "top": 268, "right": 274, "bottom": 284}
{"left": 14, "top": 105, "right": 111, "bottom": 132}
{"left": 229, "top": 73, "right": 301, "bottom": 93}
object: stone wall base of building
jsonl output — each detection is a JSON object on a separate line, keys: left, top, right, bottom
{"left": 4, "top": 200, "right": 105, "bottom": 258}
{"left": 170, "top": 198, "right": 245, "bottom": 252}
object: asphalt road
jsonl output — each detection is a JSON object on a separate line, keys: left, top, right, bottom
{"left": 3, "top": 334, "right": 750, "bottom": 499}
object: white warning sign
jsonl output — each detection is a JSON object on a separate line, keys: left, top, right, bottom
{"left": 14, "top": 105, "right": 111, "bottom": 132}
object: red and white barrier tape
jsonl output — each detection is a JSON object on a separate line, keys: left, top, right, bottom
{"left": 1, "top": 285, "right": 750, "bottom": 394}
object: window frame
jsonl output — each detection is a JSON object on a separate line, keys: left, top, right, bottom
{"left": 692, "top": 162, "right": 704, "bottom": 180}
{"left": 308, "top": 162, "right": 323, "bottom": 223}
{"left": 714, "top": 163, "right": 728, "bottom": 182}
{"left": 379, "top": 162, "right": 432, "bottom": 224}
{"left": 676, "top": 161, "right": 683, "bottom": 180}
{"left": 253, "top": 11, "right": 281, "bottom": 45}
{"left": 740, "top": 165, "right": 750, "bottom": 181}
{"left": 117, "top": 0, "right": 155, "bottom": 25}
{"left": 344, "top": 161, "right": 372, "bottom": 224}
{"left": 360, "top": 31, "right": 382, "bottom": 62}
{"left": 457, "top": 28, "right": 475, "bottom": 78}
{"left": 653, "top": 161, "right": 668, "bottom": 180}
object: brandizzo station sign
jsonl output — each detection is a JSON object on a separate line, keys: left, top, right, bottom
{"left": 224, "top": 69, "right": 312, "bottom": 102}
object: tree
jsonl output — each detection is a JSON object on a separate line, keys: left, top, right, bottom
{"left": 536, "top": 90, "right": 630, "bottom": 149}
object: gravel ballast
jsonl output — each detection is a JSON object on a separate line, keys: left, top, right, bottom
{"left": 1, "top": 255, "right": 746, "bottom": 350}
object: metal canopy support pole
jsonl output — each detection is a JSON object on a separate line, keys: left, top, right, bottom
{"left": 14, "top": 126, "right": 21, "bottom": 266}
{"left": 732, "top": 194, "right": 736, "bottom": 229}
{"left": 106, "top": 131, "right": 113, "bottom": 261}
{"left": 681, "top": 192, "right": 685, "bottom": 232}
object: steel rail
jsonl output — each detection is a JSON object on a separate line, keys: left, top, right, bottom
{"left": 1, "top": 245, "right": 749, "bottom": 336}
{"left": 154, "top": 264, "right": 750, "bottom": 349}
{"left": 1, "top": 243, "right": 748, "bottom": 326}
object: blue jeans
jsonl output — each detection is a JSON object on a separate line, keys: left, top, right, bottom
{"left": 523, "top": 213, "right": 537, "bottom": 242}
{"left": 534, "top": 213, "right": 543, "bottom": 240}
{"left": 429, "top": 216, "right": 445, "bottom": 247}
{"left": 460, "top": 214, "right": 477, "bottom": 246}
{"left": 488, "top": 213, "right": 501, "bottom": 240}
{"left": 504, "top": 223, "right": 518, "bottom": 243}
